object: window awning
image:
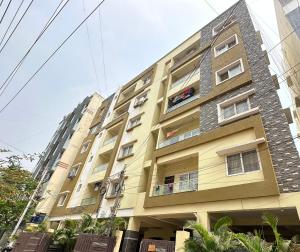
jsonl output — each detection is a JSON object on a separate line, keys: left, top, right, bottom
{"left": 216, "top": 138, "right": 265, "bottom": 156}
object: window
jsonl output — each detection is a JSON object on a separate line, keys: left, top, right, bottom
{"left": 179, "top": 171, "right": 198, "bottom": 191}
{"left": 76, "top": 184, "right": 82, "bottom": 192}
{"left": 226, "top": 150, "right": 260, "bottom": 176}
{"left": 88, "top": 155, "right": 94, "bottom": 162}
{"left": 57, "top": 193, "right": 67, "bottom": 206}
{"left": 214, "top": 34, "right": 238, "bottom": 57}
{"left": 90, "top": 125, "right": 98, "bottom": 134}
{"left": 143, "top": 76, "right": 151, "bottom": 85}
{"left": 80, "top": 142, "right": 90, "bottom": 153}
{"left": 222, "top": 98, "right": 250, "bottom": 119}
{"left": 216, "top": 59, "right": 244, "bottom": 84}
{"left": 212, "top": 17, "right": 235, "bottom": 36}
{"left": 128, "top": 115, "right": 142, "bottom": 130}
{"left": 120, "top": 144, "right": 134, "bottom": 158}
{"left": 217, "top": 89, "right": 258, "bottom": 125}
{"left": 109, "top": 181, "right": 121, "bottom": 197}
{"left": 134, "top": 91, "right": 149, "bottom": 107}
{"left": 68, "top": 165, "right": 80, "bottom": 178}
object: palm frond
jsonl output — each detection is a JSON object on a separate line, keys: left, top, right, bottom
{"left": 213, "top": 216, "right": 233, "bottom": 234}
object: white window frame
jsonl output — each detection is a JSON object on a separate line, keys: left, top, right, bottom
{"left": 225, "top": 148, "right": 262, "bottom": 176}
{"left": 212, "top": 18, "right": 235, "bottom": 36}
{"left": 90, "top": 125, "right": 98, "bottom": 134}
{"left": 108, "top": 179, "right": 121, "bottom": 197}
{"left": 76, "top": 184, "right": 82, "bottom": 192}
{"left": 215, "top": 58, "right": 244, "bottom": 85}
{"left": 119, "top": 144, "right": 134, "bottom": 158}
{"left": 134, "top": 90, "right": 149, "bottom": 107}
{"left": 214, "top": 34, "right": 239, "bottom": 57}
{"left": 128, "top": 114, "right": 142, "bottom": 129}
{"left": 88, "top": 155, "right": 94, "bottom": 162}
{"left": 217, "top": 89, "right": 259, "bottom": 125}
{"left": 143, "top": 76, "right": 152, "bottom": 85}
{"left": 80, "top": 141, "right": 90, "bottom": 153}
{"left": 68, "top": 164, "right": 80, "bottom": 178}
{"left": 57, "top": 193, "right": 68, "bottom": 207}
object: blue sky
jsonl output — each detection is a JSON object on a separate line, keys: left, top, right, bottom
{"left": 0, "top": 0, "right": 296, "bottom": 171}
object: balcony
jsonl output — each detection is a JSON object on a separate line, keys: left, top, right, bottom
{"left": 93, "top": 163, "right": 108, "bottom": 174}
{"left": 117, "top": 85, "right": 136, "bottom": 106}
{"left": 81, "top": 197, "right": 96, "bottom": 206}
{"left": 170, "top": 68, "right": 200, "bottom": 90}
{"left": 99, "top": 136, "right": 117, "bottom": 155}
{"left": 152, "top": 179, "right": 198, "bottom": 196}
{"left": 166, "top": 87, "right": 199, "bottom": 113}
{"left": 72, "top": 121, "right": 80, "bottom": 131}
{"left": 172, "top": 43, "right": 200, "bottom": 72}
{"left": 103, "top": 136, "right": 117, "bottom": 146}
{"left": 62, "top": 138, "right": 70, "bottom": 149}
{"left": 158, "top": 128, "right": 200, "bottom": 148}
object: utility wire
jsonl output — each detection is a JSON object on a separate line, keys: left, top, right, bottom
{"left": 0, "top": 0, "right": 106, "bottom": 114}
{"left": 97, "top": 2, "right": 107, "bottom": 90}
{"left": 0, "top": 0, "right": 67, "bottom": 96}
{"left": 81, "top": 0, "right": 101, "bottom": 92}
{"left": 0, "top": 0, "right": 35, "bottom": 55}
{"left": 0, "top": 0, "right": 12, "bottom": 24}
{"left": 0, "top": 0, "right": 25, "bottom": 47}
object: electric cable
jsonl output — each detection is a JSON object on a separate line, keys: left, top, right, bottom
{"left": 0, "top": 0, "right": 107, "bottom": 114}
{"left": 0, "top": 0, "right": 68, "bottom": 97}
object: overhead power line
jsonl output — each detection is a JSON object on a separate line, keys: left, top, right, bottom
{"left": 0, "top": 0, "right": 69, "bottom": 96}
{"left": 0, "top": 0, "right": 107, "bottom": 114}
{"left": 0, "top": 0, "right": 26, "bottom": 47}
{"left": 81, "top": 0, "right": 101, "bottom": 91}
{"left": 0, "top": 0, "right": 35, "bottom": 55}
{"left": 0, "top": 0, "right": 12, "bottom": 24}
{"left": 97, "top": 2, "right": 108, "bottom": 90}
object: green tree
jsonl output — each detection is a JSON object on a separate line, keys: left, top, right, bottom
{"left": 0, "top": 166, "right": 37, "bottom": 231}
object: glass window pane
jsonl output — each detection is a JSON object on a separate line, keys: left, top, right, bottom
{"left": 179, "top": 174, "right": 189, "bottom": 181}
{"left": 217, "top": 44, "right": 227, "bottom": 54}
{"left": 236, "top": 99, "right": 249, "bottom": 114}
{"left": 219, "top": 71, "right": 229, "bottom": 82}
{"left": 227, "top": 154, "right": 242, "bottom": 175}
{"left": 189, "top": 171, "right": 198, "bottom": 180}
{"left": 228, "top": 63, "right": 242, "bottom": 77}
{"left": 228, "top": 39, "right": 236, "bottom": 48}
{"left": 223, "top": 104, "right": 235, "bottom": 119}
{"left": 242, "top": 150, "right": 260, "bottom": 172}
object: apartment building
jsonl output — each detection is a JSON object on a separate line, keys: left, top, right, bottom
{"left": 274, "top": 0, "right": 300, "bottom": 133}
{"left": 34, "top": 93, "right": 104, "bottom": 217}
{"left": 34, "top": 0, "right": 300, "bottom": 251}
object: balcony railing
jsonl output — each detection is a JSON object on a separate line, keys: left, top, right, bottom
{"left": 158, "top": 128, "right": 200, "bottom": 148}
{"left": 170, "top": 68, "right": 200, "bottom": 90}
{"left": 72, "top": 122, "right": 79, "bottom": 131}
{"left": 103, "top": 136, "right": 117, "bottom": 146}
{"left": 81, "top": 197, "right": 96, "bottom": 206}
{"left": 63, "top": 139, "right": 70, "bottom": 149}
{"left": 167, "top": 94, "right": 200, "bottom": 113}
{"left": 152, "top": 179, "right": 198, "bottom": 196}
{"left": 93, "top": 163, "right": 108, "bottom": 174}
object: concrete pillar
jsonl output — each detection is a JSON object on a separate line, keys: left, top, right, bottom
{"left": 121, "top": 217, "right": 141, "bottom": 252}
{"left": 175, "top": 230, "right": 190, "bottom": 252}
{"left": 113, "top": 230, "right": 123, "bottom": 252}
{"left": 196, "top": 211, "right": 211, "bottom": 231}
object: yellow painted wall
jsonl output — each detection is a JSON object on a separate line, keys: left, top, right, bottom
{"left": 36, "top": 94, "right": 103, "bottom": 215}
{"left": 152, "top": 128, "right": 264, "bottom": 193}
